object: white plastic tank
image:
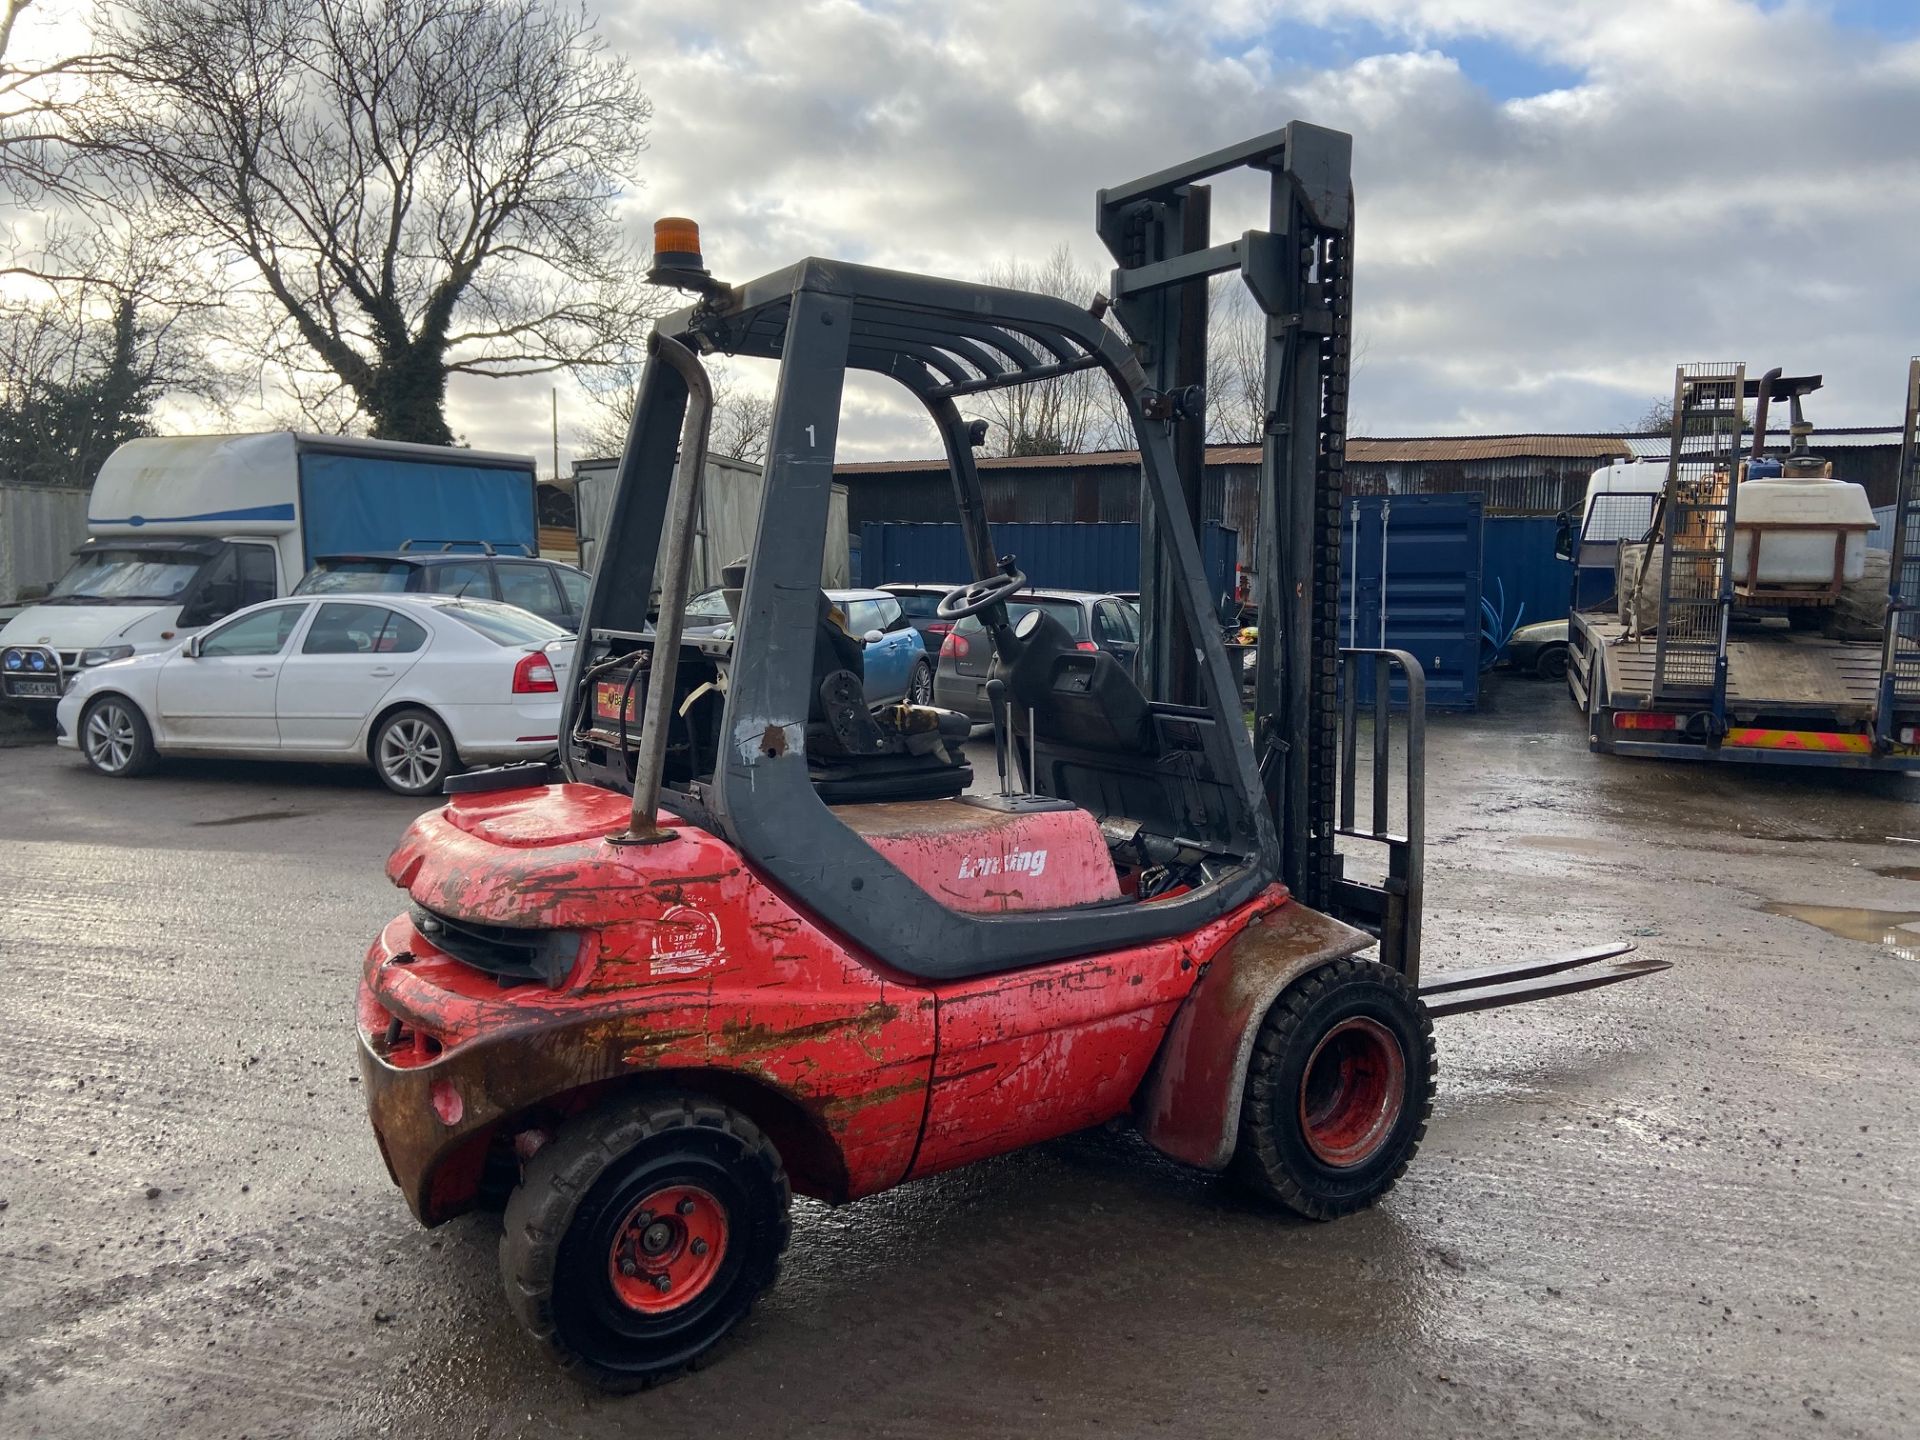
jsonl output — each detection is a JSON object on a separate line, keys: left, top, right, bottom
{"left": 1731, "top": 473, "right": 1874, "bottom": 586}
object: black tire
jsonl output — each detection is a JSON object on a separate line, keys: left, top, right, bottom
{"left": 1533, "top": 643, "right": 1569, "bottom": 681}
{"left": 907, "top": 658, "right": 934, "bottom": 706}
{"left": 1233, "top": 957, "right": 1435, "bottom": 1220}
{"left": 371, "top": 706, "right": 457, "bottom": 795}
{"left": 500, "top": 1094, "right": 792, "bottom": 1392}
{"left": 79, "top": 695, "right": 157, "bottom": 778}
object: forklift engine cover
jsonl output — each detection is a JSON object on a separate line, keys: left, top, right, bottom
{"left": 357, "top": 782, "right": 1327, "bottom": 1225}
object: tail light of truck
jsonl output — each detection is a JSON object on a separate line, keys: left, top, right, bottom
{"left": 513, "top": 651, "right": 558, "bottom": 694}
{"left": 1075, "top": 641, "right": 1099, "bottom": 652}
{"left": 1614, "top": 711, "right": 1679, "bottom": 731}
{"left": 941, "top": 631, "right": 970, "bottom": 660}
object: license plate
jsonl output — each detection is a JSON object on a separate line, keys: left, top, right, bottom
{"left": 593, "top": 678, "right": 641, "bottom": 727}
{"left": 6, "top": 678, "right": 58, "bottom": 698}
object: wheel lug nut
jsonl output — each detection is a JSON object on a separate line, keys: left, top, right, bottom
{"left": 637, "top": 1210, "right": 654, "bottom": 1225}
{"left": 677, "top": 1199, "right": 695, "bottom": 1216}
{"left": 691, "top": 1238, "right": 708, "bottom": 1256}
{"left": 619, "top": 1260, "right": 637, "bottom": 1277}
{"left": 652, "top": 1274, "right": 672, "bottom": 1293}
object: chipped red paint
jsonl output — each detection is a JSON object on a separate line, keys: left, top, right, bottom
{"left": 357, "top": 783, "right": 1309, "bottom": 1225}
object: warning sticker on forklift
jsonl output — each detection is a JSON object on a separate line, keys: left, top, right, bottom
{"left": 650, "top": 906, "right": 727, "bottom": 975}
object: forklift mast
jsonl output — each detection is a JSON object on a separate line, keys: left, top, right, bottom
{"left": 1098, "top": 125, "right": 1422, "bottom": 972}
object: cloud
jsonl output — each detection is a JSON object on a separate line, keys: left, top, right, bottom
{"left": 421, "top": 0, "right": 1920, "bottom": 463}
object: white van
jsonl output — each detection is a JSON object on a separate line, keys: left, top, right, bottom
{"left": 0, "top": 432, "right": 537, "bottom": 721}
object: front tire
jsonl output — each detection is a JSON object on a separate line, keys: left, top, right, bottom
{"left": 501, "top": 1094, "right": 792, "bottom": 1392}
{"left": 1233, "top": 958, "right": 1435, "bottom": 1220}
{"left": 1533, "top": 643, "right": 1569, "bottom": 681}
{"left": 80, "top": 695, "right": 156, "bottom": 778}
{"left": 372, "top": 707, "right": 456, "bottom": 795}
{"left": 907, "top": 659, "right": 934, "bottom": 706}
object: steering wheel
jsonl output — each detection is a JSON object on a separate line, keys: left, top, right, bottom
{"left": 936, "top": 569, "right": 1028, "bottom": 621}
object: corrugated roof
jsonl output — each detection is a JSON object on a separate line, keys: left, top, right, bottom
{"left": 833, "top": 427, "right": 1902, "bottom": 479}
{"left": 1622, "top": 426, "right": 1902, "bottom": 460}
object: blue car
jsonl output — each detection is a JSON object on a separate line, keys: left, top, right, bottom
{"left": 681, "top": 585, "right": 933, "bottom": 707}
{"left": 829, "top": 588, "right": 933, "bottom": 706}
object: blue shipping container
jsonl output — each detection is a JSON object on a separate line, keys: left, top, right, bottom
{"left": 1481, "top": 515, "right": 1571, "bottom": 632}
{"left": 861, "top": 521, "right": 1239, "bottom": 612}
{"left": 1340, "top": 494, "right": 1483, "bottom": 712}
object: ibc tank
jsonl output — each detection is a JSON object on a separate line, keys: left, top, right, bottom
{"left": 1731, "top": 476, "right": 1874, "bottom": 586}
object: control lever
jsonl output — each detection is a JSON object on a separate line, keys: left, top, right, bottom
{"left": 986, "top": 677, "right": 1011, "bottom": 796}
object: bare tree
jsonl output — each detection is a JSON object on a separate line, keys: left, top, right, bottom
{"left": 0, "top": 221, "right": 234, "bottom": 484}
{"left": 1206, "top": 279, "right": 1265, "bottom": 445}
{"left": 85, "top": 0, "right": 661, "bottom": 445}
{"left": 575, "top": 361, "right": 775, "bottom": 467}
{"left": 0, "top": 0, "right": 101, "bottom": 208}
{"left": 977, "top": 246, "right": 1130, "bottom": 457}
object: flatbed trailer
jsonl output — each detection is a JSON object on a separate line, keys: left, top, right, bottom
{"left": 1568, "top": 611, "right": 1920, "bottom": 768}
{"left": 1566, "top": 360, "right": 1920, "bottom": 773}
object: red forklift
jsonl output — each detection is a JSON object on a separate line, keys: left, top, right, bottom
{"left": 356, "top": 124, "right": 1665, "bottom": 1390}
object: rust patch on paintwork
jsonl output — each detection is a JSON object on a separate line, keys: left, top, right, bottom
{"left": 716, "top": 1001, "right": 901, "bottom": 1056}
{"left": 760, "top": 724, "right": 787, "bottom": 757}
{"left": 817, "top": 1077, "right": 929, "bottom": 1124}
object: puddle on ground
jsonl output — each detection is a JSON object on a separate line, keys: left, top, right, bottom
{"left": 1762, "top": 901, "right": 1920, "bottom": 961}
{"left": 1512, "top": 834, "right": 1629, "bottom": 858}
{"left": 1872, "top": 865, "right": 1920, "bottom": 882}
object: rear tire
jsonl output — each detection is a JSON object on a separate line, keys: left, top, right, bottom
{"left": 372, "top": 706, "right": 456, "bottom": 795}
{"left": 500, "top": 1094, "right": 791, "bottom": 1392}
{"left": 80, "top": 695, "right": 156, "bottom": 778}
{"left": 1233, "top": 958, "right": 1434, "bottom": 1220}
{"left": 1533, "top": 643, "right": 1569, "bottom": 680}
{"left": 907, "top": 659, "right": 934, "bottom": 706}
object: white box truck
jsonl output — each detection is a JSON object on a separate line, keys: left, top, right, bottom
{"left": 0, "top": 432, "right": 537, "bottom": 721}
{"left": 570, "top": 452, "right": 850, "bottom": 591}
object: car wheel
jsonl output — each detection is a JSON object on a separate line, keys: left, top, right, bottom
{"left": 1233, "top": 957, "right": 1435, "bottom": 1220}
{"left": 372, "top": 707, "right": 457, "bottom": 795}
{"left": 907, "top": 659, "right": 934, "bottom": 706}
{"left": 1533, "top": 643, "right": 1569, "bottom": 681}
{"left": 80, "top": 696, "right": 157, "bottom": 778}
{"left": 500, "top": 1093, "right": 792, "bottom": 1392}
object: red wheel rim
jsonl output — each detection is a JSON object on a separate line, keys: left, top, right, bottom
{"left": 606, "top": 1184, "right": 729, "bottom": 1312}
{"left": 1298, "top": 1017, "right": 1406, "bottom": 1168}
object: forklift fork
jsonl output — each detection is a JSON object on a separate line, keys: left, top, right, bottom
{"left": 1324, "top": 646, "right": 1671, "bottom": 1010}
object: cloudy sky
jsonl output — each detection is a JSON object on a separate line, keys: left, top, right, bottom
{"left": 81, "top": 0, "right": 1920, "bottom": 466}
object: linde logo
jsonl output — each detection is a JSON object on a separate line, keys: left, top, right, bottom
{"left": 957, "top": 849, "right": 1048, "bottom": 881}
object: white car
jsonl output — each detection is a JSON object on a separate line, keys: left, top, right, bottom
{"left": 55, "top": 593, "right": 574, "bottom": 795}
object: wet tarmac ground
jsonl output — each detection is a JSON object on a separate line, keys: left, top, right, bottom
{"left": 1, "top": 678, "right": 1917, "bottom": 1438}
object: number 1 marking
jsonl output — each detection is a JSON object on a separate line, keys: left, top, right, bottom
{"left": 806, "top": 424, "right": 817, "bottom": 447}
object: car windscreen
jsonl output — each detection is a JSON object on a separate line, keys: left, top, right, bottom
{"left": 295, "top": 560, "right": 413, "bottom": 594}
{"left": 46, "top": 548, "right": 210, "bottom": 604}
{"left": 437, "top": 598, "right": 568, "bottom": 646}
{"left": 954, "top": 599, "right": 1088, "bottom": 638}
{"left": 683, "top": 588, "right": 732, "bottom": 621}
{"left": 894, "top": 592, "right": 942, "bottom": 619}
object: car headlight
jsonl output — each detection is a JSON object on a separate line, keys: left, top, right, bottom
{"left": 2, "top": 649, "right": 20, "bottom": 670}
{"left": 27, "top": 650, "right": 48, "bottom": 672}
{"left": 79, "top": 645, "right": 136, "bottom": 667}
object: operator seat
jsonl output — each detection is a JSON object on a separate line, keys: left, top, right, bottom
{"left": 715, "top": 559, "right": 972, "bottom": 800}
